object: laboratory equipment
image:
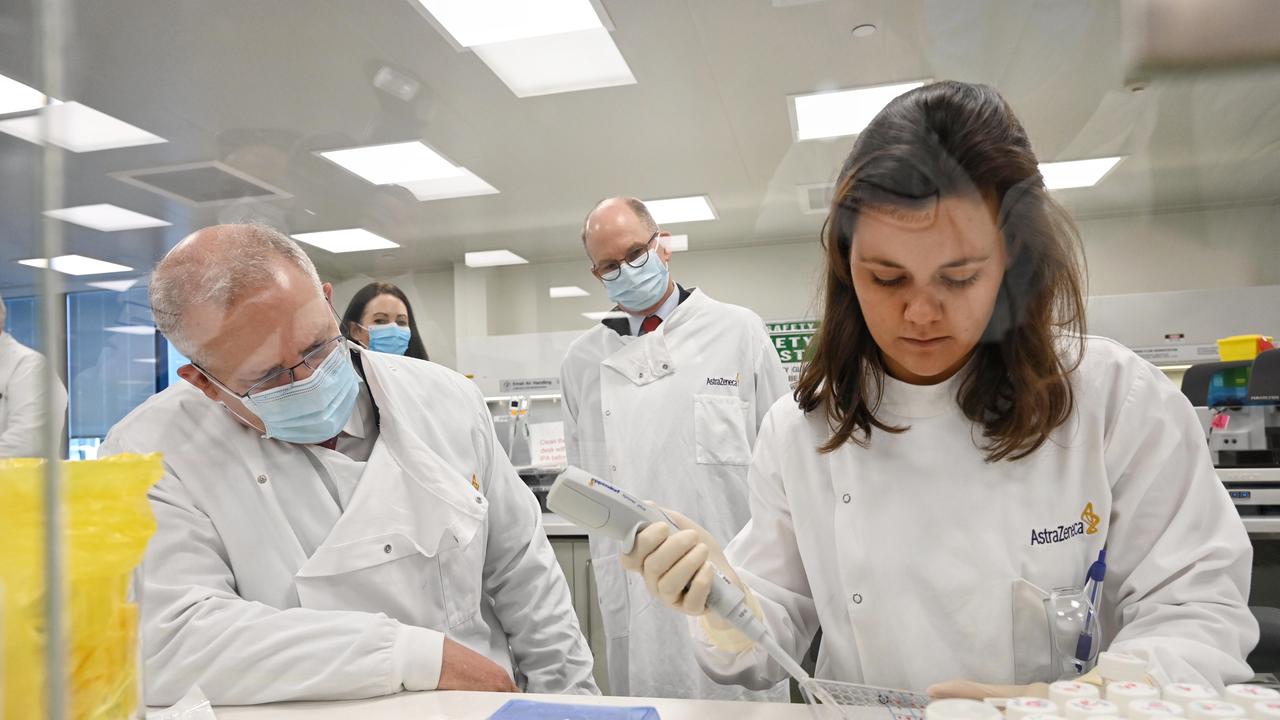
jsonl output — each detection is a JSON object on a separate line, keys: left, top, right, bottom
{"left": 1164, "top": 685, "right": 1219, "bottom": 704}
{"left": 1064, "top": 698, "right": 1120, "bottom": 720}
{"left": 1226, "top": 687, "right": 1280, "bottom": 707}
{"left": 1007, "top": 697, "right": 1060, "bottom": 720}
{"left": 1051, "top": 682, "right": 1101, "bottom": 706}
{"left": 487, "top": 392, "right": 566, "bottom": 511}
{"left": 1186, "top": 701, "right": 1246, "bottom": 720}
{"left": 1130, "top": 701, "right": 1186, "bottom": 720}
{"left": 546, "top": 466, "right": 931, "bottom": 720}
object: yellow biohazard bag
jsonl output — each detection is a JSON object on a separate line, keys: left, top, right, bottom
{"left": 0, "top": 453, "right": 162, "bottom": 720}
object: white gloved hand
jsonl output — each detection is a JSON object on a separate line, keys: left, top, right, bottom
{"left": 620, "top": 508, "right": 742, "bottom": 616}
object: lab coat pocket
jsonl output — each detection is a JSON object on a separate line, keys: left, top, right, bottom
{"left": 294, "top": 531, "right": 448, "bottom": 629}
{"left": 438, "top": 529, "right": 487, "bottom": 629}
{"left": 692, "top": 393, "right": 752, "bottom": 466}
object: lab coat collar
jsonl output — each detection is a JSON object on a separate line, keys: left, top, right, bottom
{"left": 348, "top": 346, "right": 487, "bottom": 545}
{"left": 340, "top": 376, "right": 372, "bottom": 440}
{"left": 599, "top": 288, "right": 709, "bottom": 386}
{"left": 601, "top": 284, "right": 693, "bottom": 337}
{"left": 876, "top": 359, "right": 971, "bottom": 419}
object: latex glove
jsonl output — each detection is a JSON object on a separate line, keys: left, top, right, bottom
{"left": 438, "top": 637, "right": 520, "bottom": 693}
{"left": 927, "top": 679, "right": 1050, "bottom": 700}
{"left": 620, "top": 508, "right": 743, "bottom": 616}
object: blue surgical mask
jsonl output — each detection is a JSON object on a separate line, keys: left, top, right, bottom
{"left": 367, "top": 323, "right": 411, "bottom": 355}
{"left": 240, "top": 342, "right": 360, "bottom": 444}
{"left": 603, "top": 252, "right": 670, "bottom": 311}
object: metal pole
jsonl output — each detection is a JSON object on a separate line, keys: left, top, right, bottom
{"left": 36, "top": 0, "right": 69, "bottom": 716}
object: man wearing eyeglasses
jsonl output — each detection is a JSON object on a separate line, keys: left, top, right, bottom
{"left": 100, "top": 224, "right": 597, "bottom": 705}
{"left": 559, "top": 197, "right": 790, "bottom": 701}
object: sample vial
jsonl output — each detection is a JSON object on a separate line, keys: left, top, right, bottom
{"left": 1224, "top": 688, "right": 1280, "bottom": 707}
{"left": 1008, "top": 698, "right": 1061, "bottom": 720}
{"left": 1129, "top": 700, "right": 1187, "bottom": 720}
{"left": 1165, "top": 685, "right": 1221, "bottom": 705}
{"left": 1066, "top": 698, "right": 1121, "bottom": 720}
{"left": 1186, "top": 701, "right": 1246, "bottom": 720}
{"left": 925, "top": 698, "right": 1002, "bottom": 720}
{"left": 1053, "top": 682, "right": 1103, "bottom": 707}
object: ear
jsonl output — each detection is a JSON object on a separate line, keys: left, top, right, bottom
{"left": 322, "top": 282, "right": 333, "bottom": 303}
{"left": 177, "top": 363, "right": 222, "bottom": 402}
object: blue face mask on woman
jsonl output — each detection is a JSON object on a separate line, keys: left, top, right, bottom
{"left": 239, "top": 342, "right": 360, "bottom": 444}
{"left": 367, "top": 323, "right": 411, "bottom": 355}
{"left": 603, "top": 252, "right": 670, "bottom": 311}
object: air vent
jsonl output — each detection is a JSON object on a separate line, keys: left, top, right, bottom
{"left": 112, "top": 161, "right": 290, "bottom": 206}
{"left": 798, "top": 182, "right": 836, "bottom": 214}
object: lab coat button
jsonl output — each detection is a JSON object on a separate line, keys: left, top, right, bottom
{"left": 661, "top": 364, "right": 669, "bottom": 371}
{"left": 475, "top": 496, "right": 483, "bottom": 504}
{"left": 851, "top": 593, "right": 862, "bottom": 605}
{"left": 256, "top": 475, "right": 267, "bottom": 485}
{"left": 605, "top": 410, "right": 611, "bottom": 416}
{"left": 384, "top": 544, "right": 392, "bottom": 554}
{"left": 842, "top": 493, "right": 851, "bottom": 503}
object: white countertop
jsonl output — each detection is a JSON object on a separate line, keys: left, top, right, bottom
{"left": 543, "top": 512, "right": 586, "bottom": 537}
{"left": 204, "top": 690, "right": 818, "bottom": 719}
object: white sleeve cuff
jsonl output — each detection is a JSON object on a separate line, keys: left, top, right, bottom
{"left": 394, "top": 625, "right": 445, "bottom": 691}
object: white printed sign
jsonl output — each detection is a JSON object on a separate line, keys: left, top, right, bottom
{"left": 527, "top": 421, "right": 567, "bottom": 468}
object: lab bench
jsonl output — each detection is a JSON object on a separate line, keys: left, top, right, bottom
{"left": 195, "top": 690, "right": 816, "bottom": 719}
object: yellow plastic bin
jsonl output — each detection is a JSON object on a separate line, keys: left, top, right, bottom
{"left": 1218, "top": 334, "right": 1276, "bottom": 362}
{"left": 0, "top": 453, "right": 162, "bottom": 720}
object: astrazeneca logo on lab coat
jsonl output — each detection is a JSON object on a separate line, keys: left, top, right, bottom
{"left": 705, "top": 373, "right": 741, "bottom": 387}
{"left": 1030, "top": 502, "right": 1101, "bottom": 546}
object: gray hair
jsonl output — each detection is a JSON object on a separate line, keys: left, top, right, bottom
{"left": 0, "top": 293, "right": 6, "bottom": 329}
{"left": 581, "top": 196, "right": 659, "bottom": 246}
{"left": 150, "top": 223, "right": 321, "bottom": 365}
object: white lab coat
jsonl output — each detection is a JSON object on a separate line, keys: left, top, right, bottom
{"left": 0, "top": 332, "right": 66, "bottom": 459}
{"left": 560, "top": 287, "right": 791, "bottom": 700}
{"left": 101, "top": 346, "right": 597, "bottom": 705}
{"left": 692, "top": 336, "right": 1257, "bottom": 692}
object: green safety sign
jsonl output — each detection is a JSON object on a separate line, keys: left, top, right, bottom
{"left": 767, "top": 320, "right": 817, "bottom": 384}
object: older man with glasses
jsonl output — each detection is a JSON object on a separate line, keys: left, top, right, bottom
{"left": 101, "top": 224, "right": 597, "bottom": 705}
{"left": 558, "top": 197, "right": 790, "bottom": 701}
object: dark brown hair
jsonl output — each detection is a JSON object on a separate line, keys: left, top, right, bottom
{"left": 795, "top": 81, "right": 1087, "bottom": 462}
{"left": 341, "top": 282, "right": 430, "bottom": 362}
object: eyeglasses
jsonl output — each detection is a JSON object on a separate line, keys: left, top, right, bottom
{"left": 197, "top": 333, "right": 347, "bottom": 399}
{"left": 592, "top": 232, "right": 659, "bottom": 281}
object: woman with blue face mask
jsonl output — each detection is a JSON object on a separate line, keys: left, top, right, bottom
{"left": 341, "top": 282, "right": 430, "bottom": 361}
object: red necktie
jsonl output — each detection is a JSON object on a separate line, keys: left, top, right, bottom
{"left": 639, "top": 315, "right": 662, "bottom": 335}
{"left": 317, "top": 436, "right": 339, "bottom": 451}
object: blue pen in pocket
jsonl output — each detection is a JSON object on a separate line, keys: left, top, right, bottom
{"left": 1074, "top": 548, "right": 1107, "bottom": 671}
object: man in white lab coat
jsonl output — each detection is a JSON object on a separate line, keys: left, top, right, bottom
{"left": 559, "top": 197, "right": 791, "bottom": 700}
{"left": 101, "top": 224, "right": 597, "bottom": 705}
{"left": 0, "top": 294, "right": 67, "bottom": 459}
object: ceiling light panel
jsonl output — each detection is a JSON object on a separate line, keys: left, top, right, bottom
{"left": 642, "top": 196, "right": 717, "bottom": 224}
{"left": 472, "top": 28, "right": 636, "bottom": 98}
{"left": 19, "top": 254, "right": 133, "bottom": 276}
{"left": 465, "top": 250, "right": 528, "bottom": 268}
{"left": 44, "top": 204, "right": 170, "bottom": 232}
{"left": 87, "top": 279, "right": 141, "bottom": 292}
{"left": 0, "top": 73, "right": 50, "bottom": 115}
{"left": 1039, "top": 157, "right": 1124, "bottom": 190}
{"left": 0, "top": 101, "right": 165, "bottom": 152}
{"left": 319, "top": 141, "right": 464, "bottom": 185}
{"left": 292, "top": 229, "right": 400, "bottom": 254}
{"left": 791, "top": 81, "right": 926, "bottom": 141}
{"left": 400, "top": 168, "right": 499, "bottom": 201}
{"left": 415, "top": 0, "right": 603, "bottom": 47}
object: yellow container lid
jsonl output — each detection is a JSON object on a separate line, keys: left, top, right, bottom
{"left": 1218, "top": 334, "right": 1276, "bottom": 362}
